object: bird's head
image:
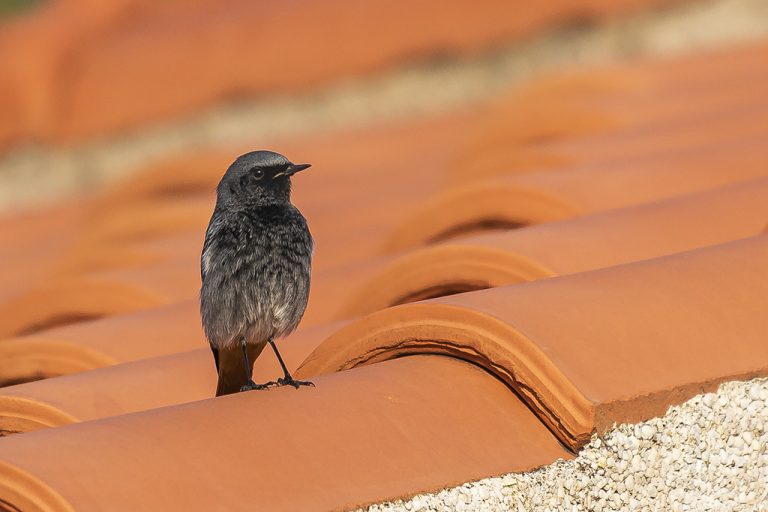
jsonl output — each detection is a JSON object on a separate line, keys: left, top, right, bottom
{"left": 216, "top": 150, "right": 311, "bottom": 208}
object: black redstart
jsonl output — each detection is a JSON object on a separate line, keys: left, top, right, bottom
{"left": 200, "top": 150, "right": 314, "bottom": 396}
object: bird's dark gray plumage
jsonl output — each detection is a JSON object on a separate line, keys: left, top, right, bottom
{"left": 200, "top": 150, "right": 314, "bottom": 396}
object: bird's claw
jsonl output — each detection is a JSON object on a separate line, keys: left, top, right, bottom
{"left": 240, "top": 380, "right": 275, "bottom": 392}
{"left": 277, "top": 377, "right": 315, "bottom": 389}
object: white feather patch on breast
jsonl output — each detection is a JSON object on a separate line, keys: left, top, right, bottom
{"left": 202, "top": 246, "right": 214, "bottom": 276}
{"left": 272, "top": 300, "right": 291, "bottom": 328}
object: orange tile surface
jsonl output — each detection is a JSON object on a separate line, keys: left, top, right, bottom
{"left": 338, "top": 178, "right": 768, "bottom": 317}
{"left": 0, "top": 320, "right": 343, "bottom": 433}
{"left": 385, "top": 139, "right": 768, "bottom": 251}
{"left": 6, "top": 173, "right": 764, "bottom": 388}
{"left": 0, "top": 357, "right": 570, "bottom": 511}
{"left": 0, "top": 259, "right": 198, "bottom": 338}
{"left": 0, "top": 0, "right": 676, "bottom": 146}
{"left": 0, "top": 22, "right": 767, "bottom": 510}
{"left": 0, "top": 302, "right": 201, "bottom": 386}
{"left": 299, "top": 236, "right": 768, "bottom": 449}
{"left": 4, "top": 233, "right": 766, "bottom": 444}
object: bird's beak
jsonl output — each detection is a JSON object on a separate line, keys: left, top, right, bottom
{"left": 275, "top": 163, "right": 311, "bottom": 179}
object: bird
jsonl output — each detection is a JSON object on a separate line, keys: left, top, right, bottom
{"left": 200, "top": 150, "right": 314, "bottom": 396}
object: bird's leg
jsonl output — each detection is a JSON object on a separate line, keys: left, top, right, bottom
{"left": 268, "top": 337, "right": 314, "bottom": 389}
{"left": 239, "top": 338, "right": 275, "bottom": 392}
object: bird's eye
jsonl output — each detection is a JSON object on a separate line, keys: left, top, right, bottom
{"left": 253, "top": 169, "right": 265, "bottom": 180}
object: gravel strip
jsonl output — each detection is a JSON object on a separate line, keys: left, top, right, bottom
{"left": 365, "top": 378, "right": 768, "bottom": 512}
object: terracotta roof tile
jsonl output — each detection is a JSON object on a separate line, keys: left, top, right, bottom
{"left": 385, "top": 137, "right": 768, "bottom": 251}
{"left": 0, "top": 202, "right": 91, "bottom": 291}
{"left": 0, "top": 0, "right": 676, "bottom": 146}
{"left": 0, "top": 321, "right": 343, "bottom": 433}
{"left": 0, "top": 301, "right": 202, "bottom": 386}
{"left": 99, "top": 109, "right": 475, "bottom": 207}
{"left": 0, "top": 356, "right": 570, "bottom": 511}
{"left": 337, "top": 178, "right": 768, "bottom": 316}
{"left": 3, "top": 233, "right": 766, "bottom": 443}
{"left": 6, "top": 172, "right": 764, "bottom": 385}
{"left": 0, "top": 257, "right": 200, "bottom": 338}
{"left": 1, "top": 29, "right": 767, "bottom": 510}
{"left": 454, "top": 43, "right": 768, "bottom": 182}
{"left": 2, "top": 41, "right": 757, "bottom": 286}
{"left": 298, "top": 236, "right": 768, "bottom": 449}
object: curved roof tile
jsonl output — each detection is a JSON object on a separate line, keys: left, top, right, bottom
{"left": 0, "top": 356, "right": 570, "bottom": 512}
{"left": 0, "top": 0, "right": 677, "bottom": 146}
{"left": 386, "top": 139, "right": 768, "bottom": 251}
{"left": 0, "top": 321, "right": 343, "bottom": 434}
{"left": 298, "top": 236, "right": 768, "bottom": 449}
{"left": 339, "top": 178, "right": 768, "bottom": 316}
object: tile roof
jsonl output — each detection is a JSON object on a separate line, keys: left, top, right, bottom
{"left": 0, "top": 0, "right": 679, "bottom": 146}
{"left": 299, "top": 236, "right": 768, "bottom": 449}
{"left": 0, "top": 5, "right": 767, "bottom": 511}
{"left": 0, "top": 356, "right": 570, "bottom": 512}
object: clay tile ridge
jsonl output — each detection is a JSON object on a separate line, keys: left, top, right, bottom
{"left": 453, "top": 43, "right": 768, "bottom": 184}
{"left": 0, "top": 320, "right": 343, "bottom": 434}
{"left": 337, "top": 177, "right": 768, "bottom": 318}
{"left": 384, "top": 136, "right": 768, "bottom": 251}
{"left": 0, "top": 236, "right": 766, "bottom": 510}
{"left": 297, "top": 235, "right": 768, "bottom": 450}
{"left": 0, "top": 0, "right": 675, "bottom": 146}
{"left": 0, "top": 356, "right": 570, "bottom": 512}
{"left": 2, "top": 179, "right": 767, "bottom": 431}
{"left": 0, "top": 258, "right": 199, "bottom": 339}
{"left": 3, "top": 177, "right": 768, "bottom": 390}
{"left": 0, "top": 301, "right": 204, "bottom": 387}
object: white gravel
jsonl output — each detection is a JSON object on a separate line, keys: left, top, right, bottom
{"left": 364, "top": 378, "right": 768, "bottom": 512}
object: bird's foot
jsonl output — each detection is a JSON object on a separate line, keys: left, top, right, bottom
{"left": 240, "top": 380, "right": 277, "bottom": 392}
{"left": 277, "top": 376, "right": 315, "bottom": 389}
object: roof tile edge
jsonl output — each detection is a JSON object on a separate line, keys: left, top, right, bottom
{"left": 0, "top": 460, "right": 74, "bottom": 512}
{"left": 295, "top": 302, "right": 594, "bottom": 450}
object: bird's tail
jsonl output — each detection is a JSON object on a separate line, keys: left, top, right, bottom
{"left": 214, "top": 340, "right": 268, "bottom": 397}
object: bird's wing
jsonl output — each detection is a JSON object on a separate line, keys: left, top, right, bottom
{"left": 200, "top": 214, "right": 223, "bottom": 281}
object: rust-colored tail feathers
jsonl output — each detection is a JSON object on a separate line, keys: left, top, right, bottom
{"left": 212, "top": 341, "right": 268, "bottom": 396}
